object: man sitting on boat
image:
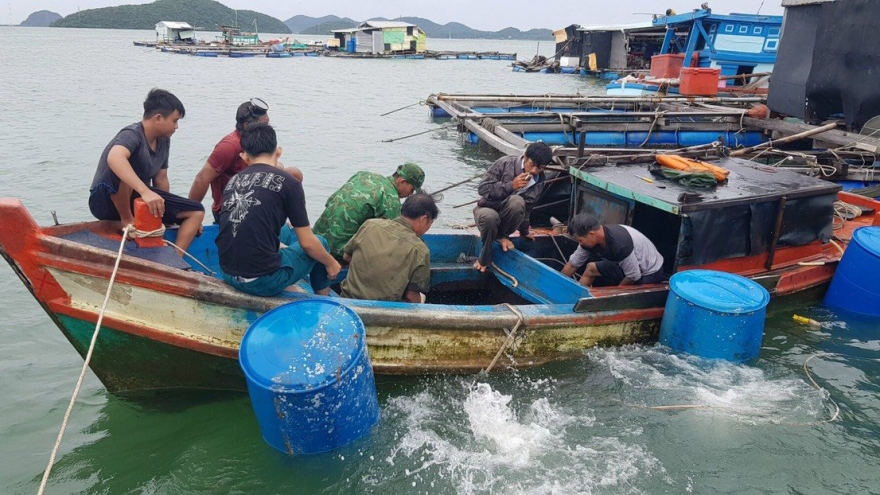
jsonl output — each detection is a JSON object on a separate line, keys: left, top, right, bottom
{"left": 88, "top": 88, "right": 205, "bottom": 253}
{"left": 215, "top": 123, "right": 341, "bottom": 297}
{"left": 188, "top": 98, "right": 303, "bottom": 223}
{"left": 313, "top": 162, "right": 425, "bottom": 262}
{"left": 341, "top": 193, "right": 438, "bottom": 303}
{"left": 473, "top": 142, "right": 554, "bottom": 273}
{"left": 561, "top": 213, "right": 665, "bottom": 286}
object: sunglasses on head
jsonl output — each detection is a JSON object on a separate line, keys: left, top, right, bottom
{"left": 248, "top": 98, "right": 269, "bottom": 118}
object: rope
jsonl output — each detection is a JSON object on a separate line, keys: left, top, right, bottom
{"left": 127, "top": 224, "right": 165, "bottom": 239}
{"left": 163, "top": 240, "right": 217, "bottom": 276}
{"left": 637, "top": 110, "right": 666, "bottom": 148}
{"left": 490, "top": 262, "right": 519, "bottom": 287}
{"left": 803, "top": 353, "right": 841, "bottom": 423}
{"left": 38, "top": 225, "right": 132, "bottom": 495}
{"left": 646, "top": 353, "right": 841, "bottom": 424}
{"left": 483, "top": 303, "right": 526, "bottom": 373}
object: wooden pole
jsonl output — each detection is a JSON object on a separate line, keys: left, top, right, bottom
{"left": 729, "top": 122, "right": 838, "bottom": 157}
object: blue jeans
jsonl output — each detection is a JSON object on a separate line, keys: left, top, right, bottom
{"left": 223, "top": 227, "right": 330, "bottom": 296}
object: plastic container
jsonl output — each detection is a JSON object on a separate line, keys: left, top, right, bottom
{"left": 679, "top": 67, "right": 721, "bottom": 96}
{"left": 659, "top": 270, "right": 770, "bottom": 362}
{"left": 132, "top": 197, "right": 165, "bottom": 247}
{"left": 650, "top": 53, "right": 685, "bottom": 78}
{"left": 824, "top": 226, "right": 880, "bottom": 316}
{"left": 239, "top": 299, "right": 379, "bottom": 455}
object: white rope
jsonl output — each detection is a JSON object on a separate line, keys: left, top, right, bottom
{"left": 127, "top": 224, "right": 166, "bottom": 239}
{"left": 38, "top": 225, "right": 132, "bottom": 495}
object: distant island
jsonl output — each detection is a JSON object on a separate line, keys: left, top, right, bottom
{"left": 21, "top": 10, "right": 62, "bottom": 27}
{"left": 34, "top": 0, "right": 551, "bottom": 40}
{"left": 50, "top": 0, "right": 290, "bottom": 33}
{"left": 286, "top": 15, "right": 553, "bottom": 40}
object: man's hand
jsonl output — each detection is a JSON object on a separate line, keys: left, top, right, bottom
{"left": 325, "top": 259, "right": 342, "bottom": 281}
{"left": 511, "top": 172, "right": 531, "bottom": 190}
{"left": 140, "top": 190, "right": 165, "bottom": 218}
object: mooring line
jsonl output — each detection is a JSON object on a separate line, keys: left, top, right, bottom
{"left": 483, "top": 303, "right": 525, "bottom": 373}
{"left": 38, "top": 225, "right": 132, "bottom": 495}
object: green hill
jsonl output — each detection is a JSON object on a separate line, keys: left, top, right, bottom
{"left": 285, "top": 14, "right": 355, "bottom": 34}
{"left": 51, "top": 0, "right": 290, "bottom": 33}
{"left": 295, "top": 14, "right": 551, "bottom": 40}
{"left": 21, "top": 10, "right": 62, "bottom": 27}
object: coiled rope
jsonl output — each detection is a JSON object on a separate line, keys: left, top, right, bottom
{"left": 38, "top": 225, "right": 132, "bottom": 494}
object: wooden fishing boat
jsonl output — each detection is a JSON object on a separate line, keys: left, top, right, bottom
{"left": 2, "top": 160, "right": 878, "bottom": 395}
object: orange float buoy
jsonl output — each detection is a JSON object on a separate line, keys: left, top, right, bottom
{"left": 133, "top": 198, "right": 165, "bottom": 248}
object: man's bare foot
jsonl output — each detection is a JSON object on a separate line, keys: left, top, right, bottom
{"left": 499, "top": 238, "right": 515, "bottom": 251}
{"left": 473, "top": 260, "right": 488, "bottom": 273}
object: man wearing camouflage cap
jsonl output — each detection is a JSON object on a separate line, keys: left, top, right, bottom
{"left": 313, "top": 162, "right": 425, "bottom": 261}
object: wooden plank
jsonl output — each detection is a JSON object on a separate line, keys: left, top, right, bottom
{"left": 460, "top": 119, "right": 523, "bottom": 156}
{"left": 574, "top": 288, "right": 669, "bottom": 313}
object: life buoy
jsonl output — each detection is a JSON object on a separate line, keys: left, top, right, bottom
{"left": 656, "top": 155, "right": 730, "bottom": 182}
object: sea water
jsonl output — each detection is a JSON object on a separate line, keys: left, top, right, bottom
{"left": 0, "top": 27, "right": 878, "bottom": 494}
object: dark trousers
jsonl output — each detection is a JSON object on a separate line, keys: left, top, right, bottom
{"left": 473, "top": 195, "right": 526, "bottom": 266}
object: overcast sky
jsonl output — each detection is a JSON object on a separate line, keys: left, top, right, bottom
{"left": 8, "top": 0, "right": 784, "bottom": 30}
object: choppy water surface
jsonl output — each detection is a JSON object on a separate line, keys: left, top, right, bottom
{"left": 0, "top": 27, "right": 878, "bottom": 494}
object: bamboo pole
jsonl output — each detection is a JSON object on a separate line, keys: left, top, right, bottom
{"left": 728, "top": 122, "right": 839, "bottom": 157}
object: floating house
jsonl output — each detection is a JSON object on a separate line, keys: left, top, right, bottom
{"left": 769, "top": 0, "right": 880, "bottom": 132}
{"left": 219, "top": 25, "right": 260, "bottom": 46}
{"left": 553, "top": 22, "right": 668, "bottom": 74}
{"left": 155, "top": 21, "right": 195, "bottom": 44}
{"left": 332, "top": 21, "right": 426, "bottom": 55}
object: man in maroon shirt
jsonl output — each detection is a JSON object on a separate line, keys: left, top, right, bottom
{"left": 188, "top": 98, "right": 303, "bottom": 223}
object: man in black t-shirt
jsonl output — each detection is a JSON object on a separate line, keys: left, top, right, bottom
{"left": 88, "top": 89, "right": 205, "bottom": 253}
{"left": 215, "top": 123, "right": 341, "bottom": 297}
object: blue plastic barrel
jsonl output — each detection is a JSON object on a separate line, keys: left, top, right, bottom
{"left": 824, "top": 226, "right": 880, "bottom": 316}
{"left": 659, "top": 270, "right": 770, "bottom": 362}
{"left": 239, "top": 299, "right": 379, "bottom": 455}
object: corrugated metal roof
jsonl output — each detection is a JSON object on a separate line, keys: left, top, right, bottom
{"left": 782, "top": 0, "right": 835, "bottom": 5}
{"left": 360, "top": 21, "right": 416, "bottom": 29}
{"left": 156, "top": 21, "right": 193, "bottom": 30}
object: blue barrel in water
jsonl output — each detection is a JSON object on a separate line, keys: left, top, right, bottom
{"left": 824, "top": 226, "right": 880, "bottom": 317}
{"left": 659, "top": 270, "right": 770, "bottom": 362}
{"left": 239, "top": 299, "right": 379, "bottom": 455}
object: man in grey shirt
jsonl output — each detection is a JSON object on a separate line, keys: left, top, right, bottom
{"left": 88, "top": 89, "right": 205, "bottom": 253}
{"left": 561, "top": 213, "right": 665, "bottom": 286}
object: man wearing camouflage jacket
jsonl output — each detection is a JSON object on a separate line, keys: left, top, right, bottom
{"left": 313, "top": 162, "right": 425, "bottom": 261}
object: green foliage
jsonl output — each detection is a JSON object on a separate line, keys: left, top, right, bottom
{"left": 51, "top": 0, "right": 290, "bottom": 33}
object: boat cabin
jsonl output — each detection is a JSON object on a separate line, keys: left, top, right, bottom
{"left": 652, "top": 8, "right": 782, "bottom": 84}
{"left": 569, "top": 157, "right": 839, "bottom": 275}
{"left": 332, "top": 21, "right": 426, "bottom": 55}
{"left": 155, "top": 21, "right": 195, "bottom": 44}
